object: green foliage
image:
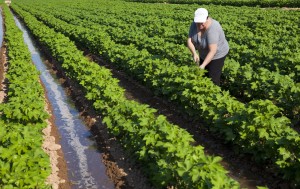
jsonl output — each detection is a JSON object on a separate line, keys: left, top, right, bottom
{"left": 127, "top": 0, "right": 300, "bottom": 8}
{"left": 0, "top": 5, "right": 51, "bottom": 188}
{"left": 11, "top": 0, "right": 300, "bottom": 186}
{"left": 24, "top": 0, "right": 300, "bottom": 124}
{"left": 10, "top": 5, "right": 241, "bottom": 187}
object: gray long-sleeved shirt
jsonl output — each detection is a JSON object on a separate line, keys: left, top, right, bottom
{"left": 188, "top": 19, "right": 229, "bottom": 60}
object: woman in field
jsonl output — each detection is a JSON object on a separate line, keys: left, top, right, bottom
{"left": 187, "top": 8, "right": 229, "bottom": 86}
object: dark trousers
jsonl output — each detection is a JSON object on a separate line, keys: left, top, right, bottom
{"left": 200, "top": 55, "right": 227, "bottom": 86}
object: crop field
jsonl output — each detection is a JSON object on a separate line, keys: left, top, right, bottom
{"left": 1, "top": 0, "right": 300, "bottom": 188}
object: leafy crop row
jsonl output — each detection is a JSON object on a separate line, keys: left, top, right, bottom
{"left": 127, "top": 0, "right": 300, "bottom": 8}
{"left": 47, "top": 0, "right": 300, "bottom": 81}
{"left": 0, "top": 5, "right": 51, "bottom": 188}
{"left": 11, "top": 1, "right": 300, "bottom": 185}
{"left": 10, "top": 5, "right": 241, "bottom": 188}
{"left": 23, "top": 0, "right": 300, "bottom": 83}
{"left": 25, "top": 1, "right": 300, "bottom": 123}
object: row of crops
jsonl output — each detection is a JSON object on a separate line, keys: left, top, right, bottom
{"left": 0, "top": 3, "right": 230, "bottom": 188}
{"left": 3, "top": 2, "right": 247, "bottom": 189}
{"left": 11, "top": 0, "right": 300, "bottom": 185}
{"left": 127, "top": 0, "right": 300, "bottom": 8}
{"left": 11, "top": 0, "right": 300, "bottom": 187}
{"left": 16, "top": 0, "right": 300, "bottom": 124}
{"left": 2, "top": 0, "right": 299, "bottom": 187}
{"left": 0, "top": 5, "right": 51, "bottom": 188}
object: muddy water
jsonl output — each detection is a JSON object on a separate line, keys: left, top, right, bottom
{"left": 13, "top": 15, "right": 114, "bottom": 189}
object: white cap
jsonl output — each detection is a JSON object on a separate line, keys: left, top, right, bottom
{"left": 194, "top": 8, "right": 208, "bottom": 23}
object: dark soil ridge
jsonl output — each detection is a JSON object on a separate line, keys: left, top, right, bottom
{"left": 84, "top": 53, "right": 293, "bottom": 189}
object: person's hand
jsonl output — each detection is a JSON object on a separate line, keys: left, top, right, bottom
{"left": 199, "top": 64, "right": 205, "bottom": 69}
{"left": 193, "top": 54, "right": 200, "bottom": 64}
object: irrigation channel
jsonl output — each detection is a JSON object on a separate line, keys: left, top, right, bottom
{"left": 13, "top": 13, "right": 115, "bottom": 189}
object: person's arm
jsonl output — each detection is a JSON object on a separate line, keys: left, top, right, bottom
{"left": 199, "top": 43, "right": 217, "bottom": 69}
{"left": 187, "top": 37, "right": 199, "bottom": 63}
